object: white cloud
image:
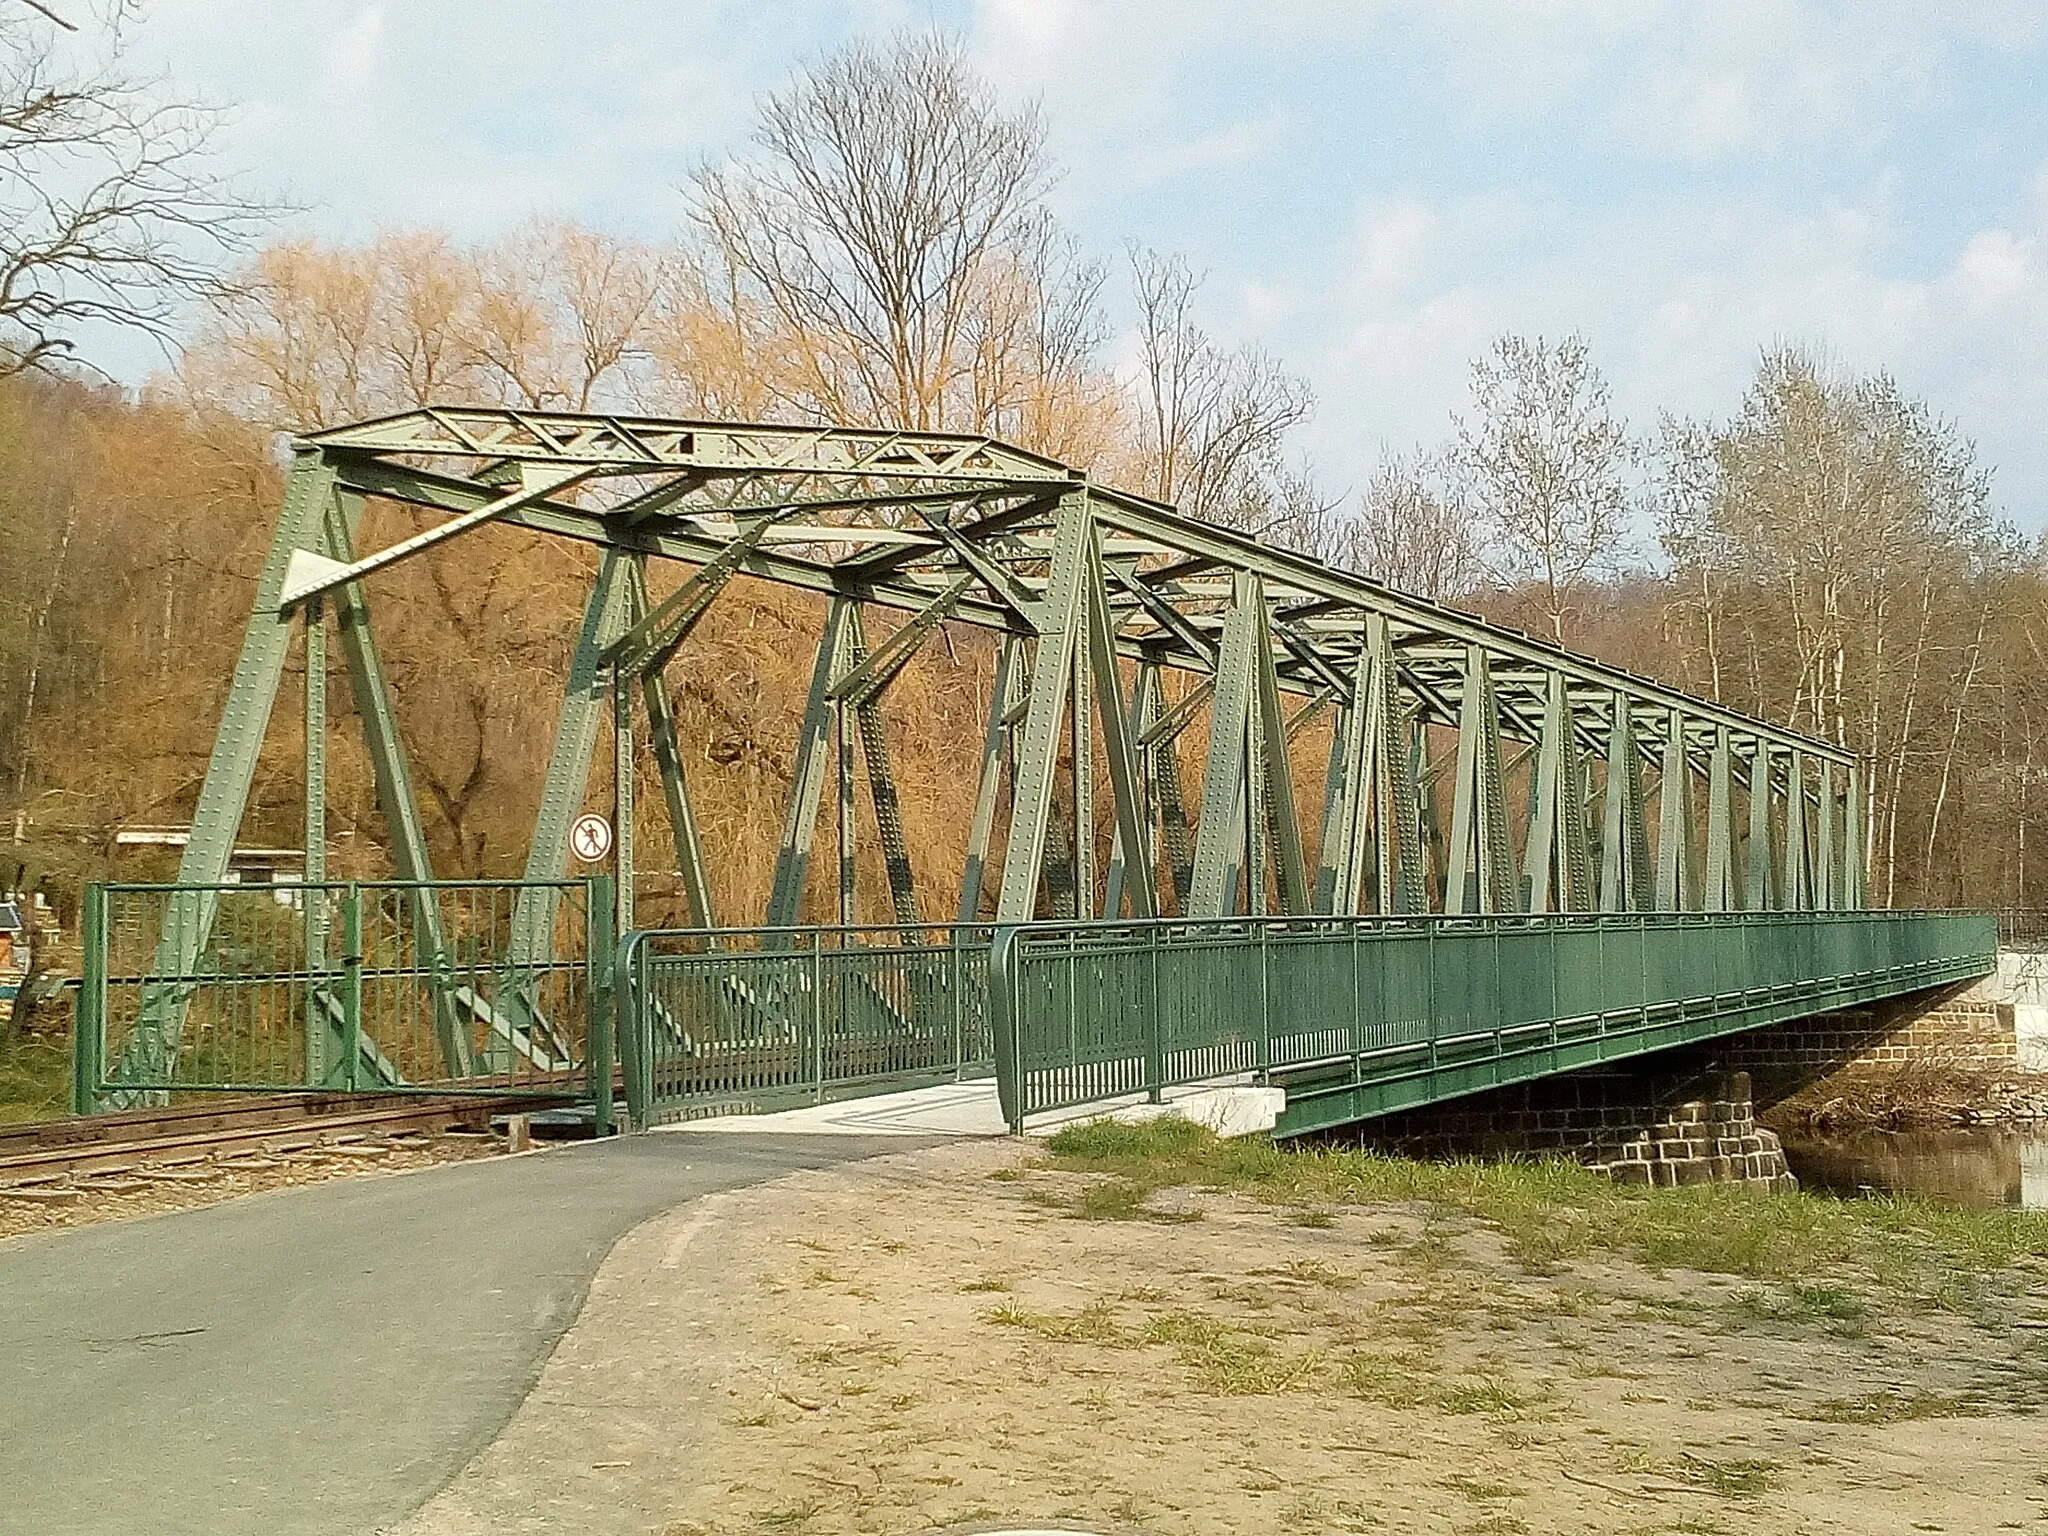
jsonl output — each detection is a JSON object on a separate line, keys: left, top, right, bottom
{"left": 1288, "top": 172, "right": 2048, "bottom": 521}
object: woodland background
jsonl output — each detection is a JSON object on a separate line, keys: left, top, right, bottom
{"left": 4, "top": 26, "right": 2045, "bottom": 930}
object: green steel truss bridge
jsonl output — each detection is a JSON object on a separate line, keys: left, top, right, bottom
{"left": 72, "top": 409, "right": 1995, "bottom": 1135}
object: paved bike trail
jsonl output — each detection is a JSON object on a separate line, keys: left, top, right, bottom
{"left": 0, "top": 1133, "right": 927, "bottom": 1536}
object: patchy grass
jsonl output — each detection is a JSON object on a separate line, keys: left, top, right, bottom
{"left": 1040, "top": 1117, "right": 2048, "bottom": 1309}
{"left": 982, "top": 1299, "right": 1136, "bottom": 1347}
{"left": 983, "top": 1297, "right": 1320, "bottom": 1395}
{"left": 1675, "top": 1454, "right": 1777, "bottom": 1498}
{"left": 1437, "top": 1374, "right": 1543, "bottom": 1419}
{"left": 0, "top": 1031, "right": 68, "bottom": 1125}
{"left": 751, "top": 1495, "right": 828, "bottom": 1532}
{"left": 1800, "top": 1389, "right": 1981, "bottom": 1424}
{"left": 1443, "top": 1472, "right": 1526, "bottom": 1501}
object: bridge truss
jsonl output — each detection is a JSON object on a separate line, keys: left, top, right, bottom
{"left": 117, "top": 408, "right": 1870, "bottom": 1093}
{"left": 199, "top": 407, "right": 1864, "bottom": 928}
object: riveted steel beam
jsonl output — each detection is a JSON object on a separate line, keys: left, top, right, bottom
{"left": 766, "top": 599, "right": 857, "bottom": 931}
{"left": 1705, "top": 724, "right": 1735, "bottom": 912}
{"left": 1656, "top": 707, "right": 1697, "bottom": 912}
{"left": 1745, "top": 740, "right": 1776, "bottom": 913}
{"left": 995, "top": 492, "right": 1090, "bottom": 922}
{"left": 958, "top": 638, "right": 1018, "bottom": 924}
{"left": 1088, "top": 555, "right": 1159, "bottom": 920}
{"left": 1189, "top": 574, "right": 1263, "bottom": 918}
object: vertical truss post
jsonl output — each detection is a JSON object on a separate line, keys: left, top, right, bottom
{"left": 1253, "top": 605, "right": 1310, "bottom": 914}
{"left": 835, "top": 696, "right": 855, "bottom": 927}
{"left": 1844, "top": 762, "right": 1867, "bottom": 909}
{"left": 1599, "top": 693, "right": 1651, "bottom": 912}
{"left": 1525, "top": 674, "right": 1566, "bottom": 913}
{"left": 301, "top": 599, "right": 329, "bottom": 1084}
{"left": 1656, "top": 709, "right": 1696, "bottom": 911}
{"left": 995, "top": 491, "right": 1089, "bottom": 923}
{"left": 1784, "top": 750, "right": 1810, "bottom": 911}
{"left": 1070, "top": 617, "right": 1095, "bottom": 920}
{"left": 1087, "top": 561, "right": 1158, "bottom": 920}
{"left": 1826, "top": 761, "right": 1843, "bottom": 909}
{"left": 1745, "top": 741, "right": 1776, "bottom": 912}
{"left": 1242, "top": 666, "right": 1266, "bottom": 916}
{"left": 1376, "top": 623, "right": 1427, "bottom": 914}
{"left": 1446, "top": 646, "right": 1514, "bottom": 914}
{"left": 1704, "top": 724, "right": 1734, "bottom": 912}
{"left": 1524, "top": 673, "right": 1593, "bottom": 913}
{"left": 1189, "top": 574, "right": 1261, "bottom": 918}
{"left": 612, "top": 660, "right": 634, "bottom": 938}
{"left": 957, "top": 637, "right": 1017, "bottom": 924}
{"left": 766, "top": 600, "right": 856, "bottom": 930}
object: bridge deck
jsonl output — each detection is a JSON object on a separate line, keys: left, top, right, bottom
{"left": 614, "top": 911, "right": 1994, "bottom": 1138}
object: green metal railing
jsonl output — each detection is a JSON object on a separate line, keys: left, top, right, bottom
{"left": 988, "top": 910, "right": 1998, "bottom": 1136}
{"left": 75, "top": 878, "right": 611, "bottom": 1110}
{"left": 613, "top": 925, "right": 994, "bottom": 1128}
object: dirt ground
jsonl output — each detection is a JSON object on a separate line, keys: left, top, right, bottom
{"left": 391, "top": 1137, "right": 2048, "bottom": 1536}
{"left": 0, "top": 1129, "right": 508, "bottom": 1240}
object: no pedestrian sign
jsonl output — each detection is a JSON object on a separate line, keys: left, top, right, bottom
{"left": 570, "top": 812, "right": 613, "bottom": 863}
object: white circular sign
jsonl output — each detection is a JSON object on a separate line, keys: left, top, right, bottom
{"left": 570, "top": 812, "right": 613, "bottom": 863}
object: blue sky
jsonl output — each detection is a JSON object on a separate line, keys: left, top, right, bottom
{"left": 109, "top": 1, "right": 2048, "bottom": 526}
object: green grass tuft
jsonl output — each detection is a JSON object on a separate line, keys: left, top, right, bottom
{"left": 0, "top": 1032, "right": 69, "bottom": 1125}
{"left": 1041, "top": 1120, "right": 2048, "bottom": 1309}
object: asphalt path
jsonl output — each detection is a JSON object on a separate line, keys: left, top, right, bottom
{"left": 0, "top": 1132, "right": 927, "bottom": 1536}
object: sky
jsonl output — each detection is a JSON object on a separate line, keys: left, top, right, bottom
{"left": 91, "top": 0, "right": 2048, "bottom": 527}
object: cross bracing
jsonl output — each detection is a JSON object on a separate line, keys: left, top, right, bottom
{"left": 113, "top": 408, "right": 1870, "bottom": 1096}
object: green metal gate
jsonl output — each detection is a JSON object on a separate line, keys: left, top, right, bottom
{"left": 73, "top": 877, "right": 612, "bottom": 1111}
{"left": 614, "top": 925, "right": 993, "bottom": 1127}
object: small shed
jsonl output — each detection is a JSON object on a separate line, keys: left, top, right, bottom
{"left": 0, "top": 900, "right": 21, "bottom": 974}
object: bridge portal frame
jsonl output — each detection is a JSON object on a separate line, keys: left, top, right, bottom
{"left": 124, "top": 406, "right": 1869, "bottom": 1087}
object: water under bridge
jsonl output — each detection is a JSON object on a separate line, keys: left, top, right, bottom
{"left": 71, "top": 409, "right": 1997, "bottom": 1137}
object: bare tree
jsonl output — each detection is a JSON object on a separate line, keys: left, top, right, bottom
{"left": 1454, "top": 333, "right": 1633, "bottom": 643}
{"left": 692, "top": 33, "right": 1055, "bottom": 432}
{"left": 1128, "top": 244, "right": 1312, "bottom": 530}
{"left": 1344, "top": 447, "right": 1483, "bottom": 602}
{"left": 2, "top": 4, "right": 264, "bottom": 376}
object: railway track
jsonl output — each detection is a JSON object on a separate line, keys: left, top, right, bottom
{"left": 0, "top": 1091, "right": 575, "bottom": 1188}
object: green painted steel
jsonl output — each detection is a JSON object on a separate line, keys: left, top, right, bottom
{"left": 75, "top": 879, "right": 608, "bottom": 1107}
{"left": 986, "top": 911, "right": 1996, "bottom": 1136}
{"left": 614, "top": 925, "right": 994, "bottom": 1128}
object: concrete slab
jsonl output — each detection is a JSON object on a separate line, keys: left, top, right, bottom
{"left": 663, "top": 1075, "right": 1285, "bottom": 1140}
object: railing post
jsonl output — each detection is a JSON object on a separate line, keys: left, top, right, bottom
{"left": 341, "top": 884, "right": 363, "bottom": 1091}
{"left": 71, "top": 884, "right": 108, "bottom": 1115}
{"left": 950, "top": 931, "right": 965, "bottom": 1081}
{"left": 616, "top": 931, "right": 649, "bottom": 1130}
{"left": 586, "top": 875, "right": 615, "bottom": 1135}
{"left": 1147, "top": 925, "right": 1164, "bottom": 1103}
{"left": 1258, "top": 923, "right": 1272, "bottom": 1082}
{"left": 811, "top": 932, "right": 826, "bottom": 1104}
{"left": 990, "top": 926, "right": 1023, "bottom": 1133}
